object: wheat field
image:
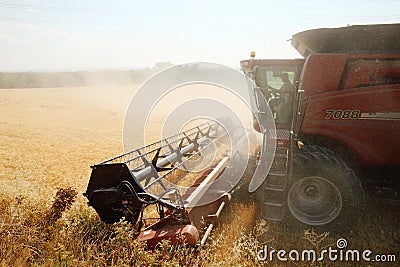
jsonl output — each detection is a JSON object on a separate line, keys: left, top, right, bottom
{"left": 0, "top": 86, "right": 399, "bottom": 266}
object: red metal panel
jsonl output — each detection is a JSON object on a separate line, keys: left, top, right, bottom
{"left": 301, "top": 85, "right": 400, "bottom": 166}
{"left": 139, "top": 224, "right": 199, "bottom": 248}
{"left": 299, "top": 54, "right": 348, "bottom": 97}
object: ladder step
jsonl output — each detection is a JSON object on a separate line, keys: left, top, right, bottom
{"left": 275, "top": 154, "right": 288, "bottom": 159}
{"left": 271, "top": 161, "right": 287, "bottom": 172}
{"left": 264, "top": 199, "right": 283, "bottom": 207}
{"left": 275, "top": 147, "right": 289, "bottom": 153}
{"left": 265, "top": 184, "right": 285, "bottom": 192}
{"left": 268, "top": 170, "right": 286, "bottom": 177}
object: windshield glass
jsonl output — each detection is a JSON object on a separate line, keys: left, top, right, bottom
{"left": 255, "top": 65, "right": 298, "bottom": 91}
{"left": 254, "top": 65, "right": 299, "bottom": 123}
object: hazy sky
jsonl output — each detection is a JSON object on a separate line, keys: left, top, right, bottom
{"left": 0, "top": 0, "right": 399, "bottom": 71}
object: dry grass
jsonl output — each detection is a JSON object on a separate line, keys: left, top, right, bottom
{"left": 0, "top": 86, "right": 399, "bottom": 266}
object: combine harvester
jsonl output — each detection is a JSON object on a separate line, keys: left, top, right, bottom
{"left": 84, "top": 23, "right": 400, "bottom": 248}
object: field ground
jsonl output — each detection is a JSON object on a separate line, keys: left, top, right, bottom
{"left": 0, "top": 86, "right": 399, "bottom": 266}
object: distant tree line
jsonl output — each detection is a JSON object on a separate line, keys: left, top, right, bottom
{"left": 0, "top": 62, "right": 173, "bottom": 89}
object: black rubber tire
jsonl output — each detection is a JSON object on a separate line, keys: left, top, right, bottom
{"left": 285, "top": 145, "right": 365, "bottom": 232}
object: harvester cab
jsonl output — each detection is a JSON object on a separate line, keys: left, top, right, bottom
{"left": 241, "top": 57, "right": 304, "bottom": 126}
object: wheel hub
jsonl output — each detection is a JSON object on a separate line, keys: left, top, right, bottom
{"left": 288, "top": 176, "right": 343, "bottom": 225}
{"left": 303, "top": 184, "right": 318, "bottom": 198}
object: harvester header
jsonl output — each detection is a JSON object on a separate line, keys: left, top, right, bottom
{"left": 84, "top": 120, "right": 245, "bottom": 247}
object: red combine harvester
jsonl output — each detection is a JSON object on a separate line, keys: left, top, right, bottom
{"left": 242, "top": 23, "right": 400, "bottom": 230}
{"left": 84, "top": 24, "right": 400, "bottom": 248}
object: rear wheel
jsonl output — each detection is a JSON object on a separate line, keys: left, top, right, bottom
{"left": 285, "top": 146, "right": 365, "bottom": 231}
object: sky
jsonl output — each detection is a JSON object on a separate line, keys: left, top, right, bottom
{"left": 0, "top": 0, "right": 399, "bottom": 71}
